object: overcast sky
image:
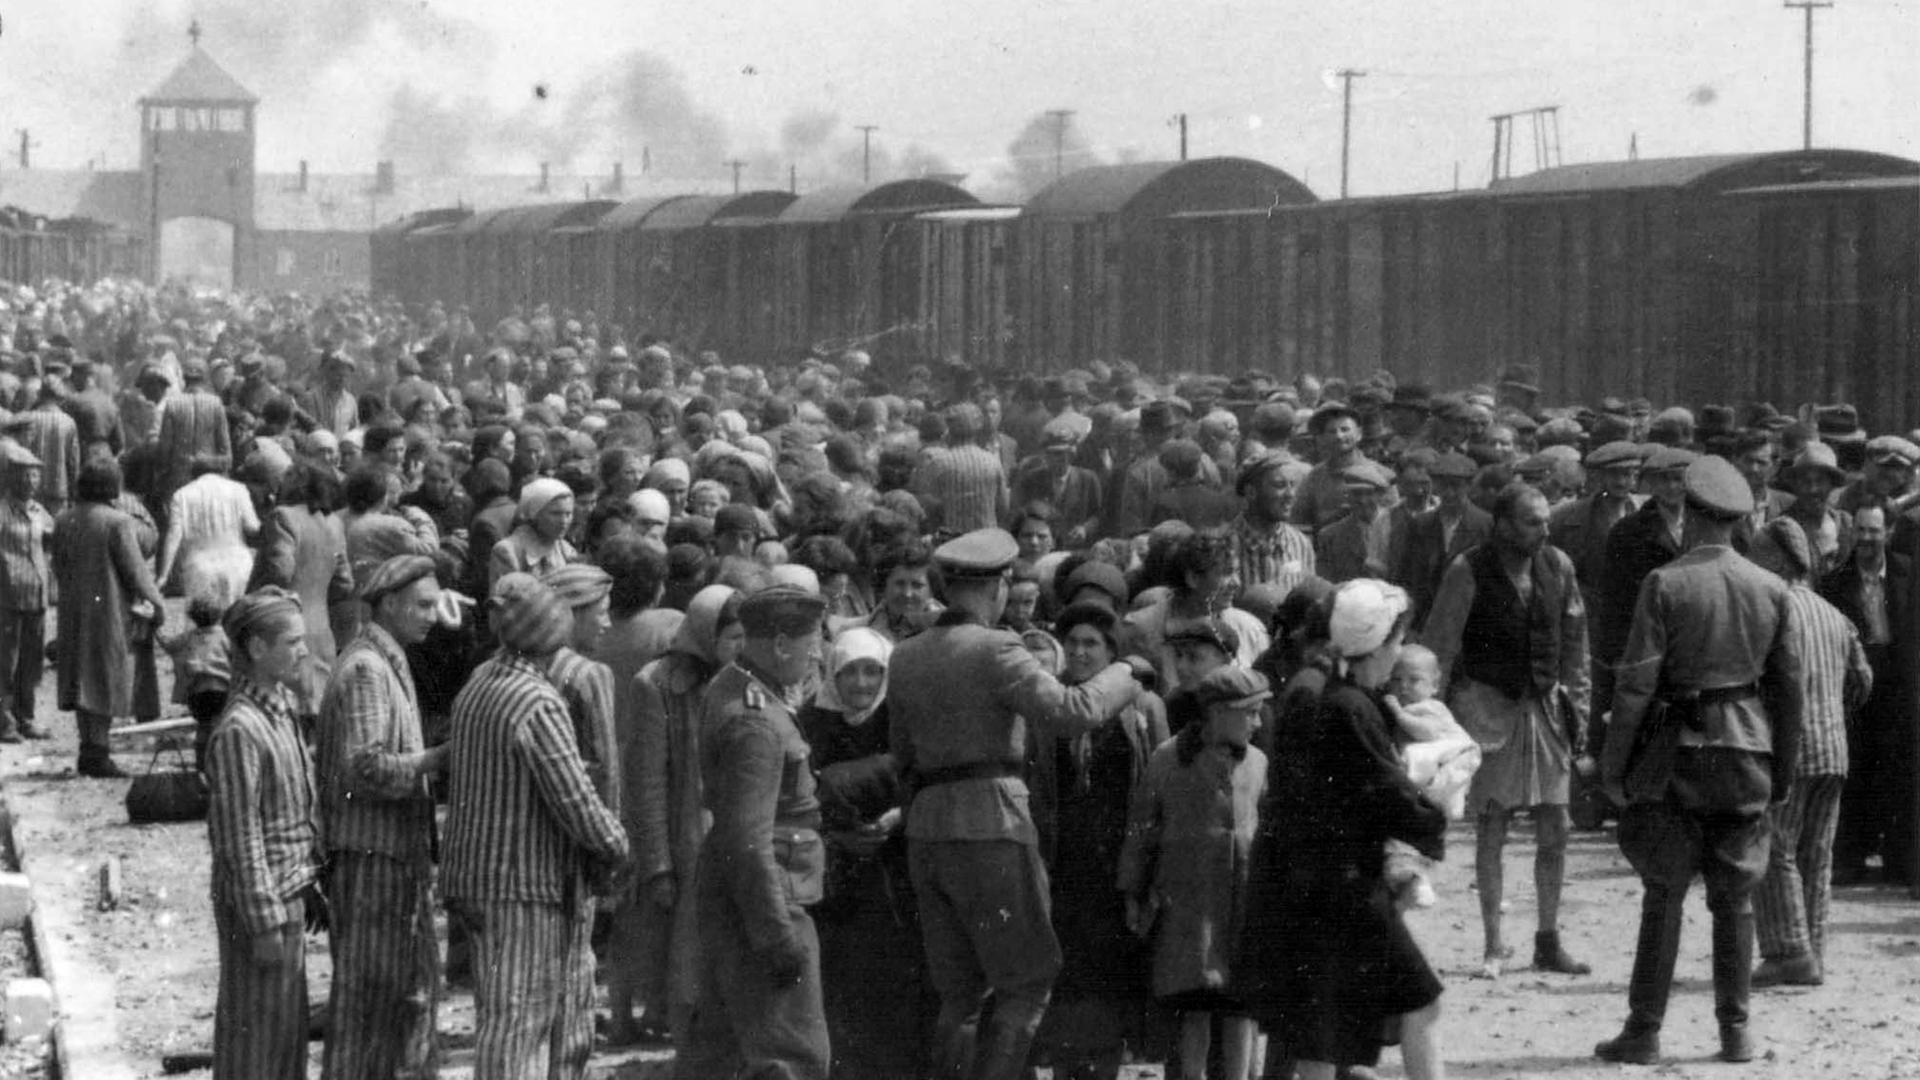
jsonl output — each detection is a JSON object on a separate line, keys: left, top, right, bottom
{"left": 2, "top": 0, "right": 1915, "bottom": 199}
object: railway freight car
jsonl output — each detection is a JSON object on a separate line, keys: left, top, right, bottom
{"left": 1163, "top": 149, "right": 1918, "bottom": 419}
{"left": 484, "top": 201, "right": 617, "bottom": 319}
{"left": 769, "top": 179, "right": 978, "bottom": 363}
{"left": 906, "top": 205, "right": 1023, "bottom": 369}
{"left": 1012, "top": 157, "right": 1317, "bottom": 371}
{"left": 630, "top": 191, "right": 796, "bottom": 358}
{"left": 371, "top": 208, "right": 469, "bottom": 309}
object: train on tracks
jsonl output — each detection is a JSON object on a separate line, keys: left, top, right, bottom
{"left": 0, "top": 208, "right": 146, "bottom": 290}
{"left": 370, "top": 148, "right": 1920, "bottom": 428}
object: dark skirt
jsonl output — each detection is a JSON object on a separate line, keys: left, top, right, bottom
{"left": 1238, "top": 853, "right": 1441, "bottom": 1068}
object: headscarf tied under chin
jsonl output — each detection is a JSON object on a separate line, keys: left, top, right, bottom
{"left": 814, "top": 626, "right": 892, "bottom": 727}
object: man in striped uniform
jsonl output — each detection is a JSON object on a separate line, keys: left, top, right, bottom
{"left": 444, "top": 573, "right": 629, "bottom": 1080}
{"left": 542, "top": 563, "right": 621, "bottom": 812}
{"left": 206, "top": 588, "right": 324, "bottom": 1080}
{"left": 1751, "top": 517, "right": 1871, "bottom": 987}
{"left": 1227, "top": 450, "right": 1315, "bottom": 596}
{"left": 316, "top": 554, "right": 448, "bottom": 1080}
{"left": 8, "top": 380, "right": 79, "bottom": 517}
{"left": 0, "top": 443, "right": 54, "bottom": 743}
{"left": 677, "top": 585, "right": 832, "bottom": 1079}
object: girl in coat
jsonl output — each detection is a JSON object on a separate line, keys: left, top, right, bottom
{"left": 1121, "top": 666, "right": 1271, "bottom": 1080}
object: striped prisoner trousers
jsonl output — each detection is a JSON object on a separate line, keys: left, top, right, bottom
{"left": 1754, "top": 774, "right": 1846, "bottom": 964}
{"left": 465, "top": 893, "right": 597, "bottom": 1080}
{"left": 323, "top": 851, "right": 440, "bottom": 1080}
{"left": 213, "top": 900, "right": 307, "bottom": 1080}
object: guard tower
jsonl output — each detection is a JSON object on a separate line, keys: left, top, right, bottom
{"left": 138, "top": 23, "right": 257, "bottom": 284}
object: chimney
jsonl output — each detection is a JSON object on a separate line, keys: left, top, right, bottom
{"left": 641, "top": 147, "right": 651, "bottom": 175}
{"left": 610, "top": 161, "right": 624, "bottom": 194}
{"left": 538, "top": 162, "right": 551, "bottom": 193}
{"left": 298, "top": 159, "right": 309, "bottom": 193}
{"left": 374, "top": 160, "right": 395, "bottom": 195}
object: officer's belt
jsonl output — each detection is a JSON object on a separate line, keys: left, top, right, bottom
{"left": 1657, "top": 683, "right": 1759, "bottom": 733}
{"left": 913, "top": 760, "right": 1024, "bottom": 788}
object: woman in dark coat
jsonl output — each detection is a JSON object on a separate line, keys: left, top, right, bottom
{"left": 1237, "top": 579, "right": 1448, "bottom": 1080}
{"left": 53, "top": 458, "right": 167, "bottom": 777}
{"left": 797, "top": 626, "right": 929, "bottom": 1080}
{"left": 1032, "top": 601, "right": 1168, "bottom": 1077}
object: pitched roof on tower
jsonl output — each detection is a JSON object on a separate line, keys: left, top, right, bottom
{"left": 141, "top": 46, "right": 257, "bottom": 104}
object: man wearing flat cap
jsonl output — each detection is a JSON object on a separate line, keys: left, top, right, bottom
{"left": 1597, "top": 457, "right": 1803, "bottom": 1066}
{"left": 316, "top": 554, "right": 449, "bottom": 1080}
{"left": 679, "top": 585, "right": 833, "bottom": 1079}
{"left": 1597, "top": 446, "right": 1699, "bottom": 714}
{"left": 1550, "top": 441, "right": 1644, "bottom": 723}
{"left": 10, "top": 377, "right": 78, "bottom": 517}
{"left": 1228, "top": 449, "right": 1316, "bottom": 596}
{"left": 1835, "top": 434, "right": 1919, "bottom": 521}
{"left": 444, "top": 573, "right": 630, "bottom": 1080}
{"left": 1290, "top": 402, "right": 1373, "bottom": 537}
{"left": 1395, "top": 452, "right": 1492, "bottom": 630}
{"left": 1315, "top": 460, "right": 1396, "bottom": 583}
{"left": 1011, "top": 421, "right": 1104, "bottom": 549}
{"left": 889, "top": 528, "right": 1145, "bottom": 1080}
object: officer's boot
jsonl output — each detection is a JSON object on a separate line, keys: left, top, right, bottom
{"left": 1713, "top": 905, "right": 1756, "bottom": 1062}
{"left": 975, "top": 995, "right": 1046, "bottom": 1080}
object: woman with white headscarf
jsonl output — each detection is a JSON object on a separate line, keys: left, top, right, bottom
{"left": 797, "top": 627, "right": 928, "bottom": 1079}
{"left": 1236, "top": 579, "right": 1449, "bottom": 1080}
{"left": 487, "top": 477, "right": 577, "bottom": 590}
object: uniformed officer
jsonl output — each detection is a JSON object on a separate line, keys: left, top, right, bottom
{"left": 889, "top": 528, "right": 1142, "bottom": 1080}
{"left": 678, "top": 585, "right": 833, "bottom": 1080}
{"left": 1596, "top": 456, "right": 1804, "bottom": 1066}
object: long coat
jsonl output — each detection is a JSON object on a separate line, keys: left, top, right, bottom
{"left": 253, "top": 504, "right": 354, "bottom": 712}
{"left": 1120, "top": 731, "right": 1267, "bottom": 1000}
{"left": 54, "top": 502, "right": 167, "bottom": 717}
{"left": 1395, "top": 504, "right": 1492, "bottom": 630}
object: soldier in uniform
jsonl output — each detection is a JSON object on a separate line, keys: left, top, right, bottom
{"left": 889, "top": 528, "right": 1142, "bottom": 1080}
{"left": 1597, "top": 456, "right": 1803, "bottom": 1066}
{"left": 678, "top": 585, "right": 833, "bottom": 1080}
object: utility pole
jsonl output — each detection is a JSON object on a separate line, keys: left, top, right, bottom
{"left": 724, "top": 159, "right": 745, "bottom": 194}
{"left": 1046, "top": 109, "right": 1075, "bottom": 179}
{"left": 1174, "top": 113, "right": 1188, "bottom": 161}
{"left": 1335, "top": 69, "right": 1365, "bottom": 198}
{"left": 855, "top": 124, "right": 878, "bottom": 183}
{"left": 15, "top": 130, "right": 31, "bottom": 169}
{"left": 789, "top": 163, "right": 797, "bottom": 194}
{"left": 1785, "top": 0, "right": 1833, "bottom": 149}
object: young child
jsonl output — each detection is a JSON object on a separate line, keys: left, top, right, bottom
{"left": 1381, "top": 643, "right": 1481, "bottom": 908}
{"left": 161, "top": 562, "right": 238, "bottom": 771}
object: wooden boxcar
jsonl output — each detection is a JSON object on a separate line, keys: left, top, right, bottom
{"left": 1012, "top": 157, "right": 1316, "bottom": 372}
{"left": 593, "top": 196, "right": 692, "bottom": 328}
{"left": 485, "top": 201, "right": 616, "bottom": 319}
{"left": 625, "top": 191, "right": 796, "bottom": 356}
{"left": 904, "top": 206, "right": 1022, "bottom": 368}
{"left": 770, "top": 179, "right": 977, "bottom": 363}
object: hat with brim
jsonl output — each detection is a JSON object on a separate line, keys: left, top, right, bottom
{"left": 935, "top": 528, "right": 1020, "bottom": 580}
{"left": 1307, "top": 402, "right": 1359, "bottom": 435}
{"left": 1641, "top": 445, "right": 1699, "bottom": 474}
{"left": 1780, "top": 443, "right": 1848, "bottom": 486}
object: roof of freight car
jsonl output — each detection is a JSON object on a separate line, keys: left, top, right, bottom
{"left": 1023, "top": 157, "right": 1316, "bottom": 221}
{"left": 597, "top": 196, "right": 692, "bottom": 232}
{"left": 481, "top": 200, "right": 618, "bottom": 234}
{"left": 1724, "top": 174, "right": 1920, "bottom": 197}
{"left": 1490, "top": 150, "right": 1919, "bottom": 196}
{"left": 777, "top": 179, "right": 978, "bottom": 223}
{"left": 642, "top": 191, "right": 798, "bottom": 231}
{"left": 373, "top": 207, "right": 473, "bottom": 235}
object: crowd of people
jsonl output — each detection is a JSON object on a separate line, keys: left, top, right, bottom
{"left": 0, "top": 274, "right": 1915, "bottom": 1079}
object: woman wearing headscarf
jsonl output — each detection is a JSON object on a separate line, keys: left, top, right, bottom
{"left": 1236, "top": 580, "right": 1448, "bottom": 1080}
{"left": 605, "top": 584, "right": 745, "bottom": 1046}
{"left": 794, "top": 627, "right": 929, "bottom": 1078}
{"left": 1031, "top": 600, "right": 1168, "bottom": 1077}
{"left": 488, "top": 477, "right": 577, "bottom": 591}
{"left": 205, "top": 588, "right": 323, "bottom": 1080}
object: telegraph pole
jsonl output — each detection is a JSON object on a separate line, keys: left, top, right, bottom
{"left": 1046, "top": 109, "right": 1075, "bottom": 179}
{"left": 1335, "top": 69, "right": 1366, "bottom": 198}
{"left": 855, "top": 124, "right": 878, "bottom": 183}
{"left": 1784, "top": 0, "right": 1833, "bottom": 149}
{"left": 1174, "top": 113, "right": 1188, "bottom": 161}
{"left": 724, "top": 159, "right": 745, "bottom": 194}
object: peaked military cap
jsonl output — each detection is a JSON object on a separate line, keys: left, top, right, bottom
{"left": 1682, "top": 455, "right": 1754, "bottom": 521}
{"left": 738, "top": 584, "right": 828, "bottom": 637}
{"left": 935, "top": 528, "right": 1020, "bottom": 580}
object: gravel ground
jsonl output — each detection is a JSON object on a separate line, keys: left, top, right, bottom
{"left": 1, "top": 610, "right": 1918, "bottom": 1077}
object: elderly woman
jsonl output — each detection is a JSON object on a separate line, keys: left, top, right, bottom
{"left": 1032, "top": 601, "right": 1167, "bottom": 1078}
{"left": 1237, "top": 580, "right": 1448, "bottom": 1080}
{"left": 606, "top": 584, "right": 745, "bottom": 1045}
{"left": 205, "top": 588, "right": 323, "bottom": 1080}
{"left": 488, "top": 477, "right": 577, "bottom": 590}
{"left": 53, "top": 457, "right": 168, "bottom": 777}
{"left": 797, "top": 627, "right": 928, "bottom": 1079}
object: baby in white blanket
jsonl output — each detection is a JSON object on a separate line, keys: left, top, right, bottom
{"left": 1382, "top": 644, "right": 1482, "bottom": 908}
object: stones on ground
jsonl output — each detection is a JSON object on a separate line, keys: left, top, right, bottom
{"left": 97, "top": 857, "right": 122, "bottom": 911}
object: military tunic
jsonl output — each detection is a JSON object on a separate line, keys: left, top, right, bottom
{"left": 678, "top": 659, "right": 831, "bottom": 1080}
